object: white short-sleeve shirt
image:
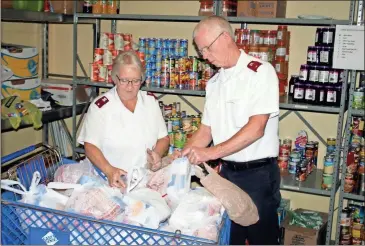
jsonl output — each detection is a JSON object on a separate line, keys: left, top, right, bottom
{"left": 78, "top": 88, "right": 168, "bottom": 172}
{"left": 202, "top": 50, "right": 279, "bottom": 162}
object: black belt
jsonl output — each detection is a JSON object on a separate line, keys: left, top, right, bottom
{"left": 222, "top": 157, "right": 276, "bottom": 171}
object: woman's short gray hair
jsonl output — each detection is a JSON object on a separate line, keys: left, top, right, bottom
{"left": 111, "top": 50, "right": 145, "bottom": 82}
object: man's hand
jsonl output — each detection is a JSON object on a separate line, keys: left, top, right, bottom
{"left": 105, "top": 165, "right": 127, "bottom": 188}
{"left": 181, "top": 146, "right": 215, "bottom": 164}
{"left": 147, "top": 148, "right": 162, "bottom": 171}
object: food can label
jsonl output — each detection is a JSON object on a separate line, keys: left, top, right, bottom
{"left": 326, "top": 91, "right": 336, "bottom": 103}
{"left": 114, "top": 34, "right": 124, "bottom": 50}
{"left": 329, "top": 71, "right": 339, "bottom": 83}
{"left": 277, "top": 30, "right": 283, "bottom": 40}
{"left": 276, "top": 47, "right": 286, "bottom": 57}
{"left": 294, "top": 88, "right": 304, "bottom": 99}
{"left": 320, "top": 51, "right": 329, "bottom": 63}
{"left": 305, "top": 88, "right": 315, "bottom": 101}
{"left": 98, "top": 65, "right": 107, "bottom": 82}
{"left": 103, "top": 49, "right": 113, "bottom": 65}
{"left": 99, "top": 33, "right": 108, "bottom": 49}
{"left": 309, "top": 69, "right": 319, "bottom": 82}
{"left": 90, "top": 63, "right": 99, "bottom": 81}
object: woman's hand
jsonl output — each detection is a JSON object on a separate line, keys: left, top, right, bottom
{"left": 147, "top": 148, "right": 162, "bottom": 171}
{"left": 105, "top": 165, "right": 127, "bottom": 188}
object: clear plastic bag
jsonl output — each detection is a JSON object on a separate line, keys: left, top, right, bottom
{"left": 54, "top": 159, "right": 99, "bottom": 184}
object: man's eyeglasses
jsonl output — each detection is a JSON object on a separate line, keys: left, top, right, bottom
{"left": 197, "top": 32, "right": 224, "bottom": 56}
{"left": 115, "top": 75, "right": 142, "bottom": 86}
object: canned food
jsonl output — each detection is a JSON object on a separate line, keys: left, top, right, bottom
{"left": 352, "top": 223, "right": 362, "bottom": 239}
{"left": 98, "top": 64, "right": 107, "bottom": 82}
{"left": 192, "top": 116, "right": 201, "bottom": 132}
{"left": 182, "top": 116, "right": 193, "bottom": 133}
{"left": 169, "top": 58, "right": 176, "bottom": 73}
{"left": 189, "top": 72, "right": 198, "bottom": 90}
{"left": 351, "top": 237, "right": 361, "bottom": 245}
{"left": 279, "top": 144, "right": 291, "bottom": 158}
{"left": 323, "top": 155, "right": 334, "bottom": 174}
{"left": 344, "top": 173, "right": 355, "bottom": 193}
{"left": 156, "top": 38, "right": 163, "bottom": 48}
{"left": 313, "top": 141, "right": 319, "bottom": 166}
{"left": 94, "top": 48, "right": 104, "bottom": 64}
{"left": 180, "top": 39, "right": 188, "bottom": 49}
{"left": 162, "top": 48, "right": 169, "bottom": 58}
{"left": 90, "top": 63, "right": 99, "bottom": 81}
{"left": 171, "top": 117, "right": 180, "bottom": 131}
{"left": 169, "top": 48, "right": 175, "bottom": 58}
{"left": 107, "top": 33, "right": 115, "bottom": 50}
{"left": 169, "top": 72, "right": 177, "bottom": 89}
{"left": 161, "top": 71, "right": 170, "bottom": 88}
{"left": 111, "top": 49, "right": 118, "bottom": 62}
{"left": 172, "top": 103, "right": 176, "bottom": 116}
{"left": 339, "top": 239, "right": 351, "bottom": 245}
{"left": 179, "top": 47, "right": 188, "bottom": 57}
{"left": 148, "top": 38, "right": 156, "bottom": 48}
{"left": 103, "top": 49, "right": 113, "bottom": 65}
{"left": 139, "top": 37, "right": 146, "bottom": 49}
{"left": 99, "top": 32, "right": 109, "bottom": 49}
{"left": 288, "top": 160, "right": 297, "bottom": 174}
{"left": 174, "top": 130, "right": 186, "bottom": 149}
{"left": 278, "top": 159, "right": 288, "bottom": 170}
{"left": 181, "top": 111, "right": 187, "bottom": 118}
{"left": 171, "top": 39, "right": 178, "bottom": 48}
{"left": 123, "top": 33, "right": 132, "bottom": 50}
{"left": 283, "top": 139, "right": 292, "bottom": 149}
{"left": 162, "top": 39, "right": 169, "bottom": 48}
{"left": 154, "top": 75, "right": 161, "bottom": 87}
{"left": 322, "top": 173, "right": 332, "bottom": 190}
{"left": 107, "top": 65, "right": 113, "bottom": 83}
{"left": 295, "top": 160, "right": 307, "bottom": 181}
{"left": 176, "top": 102, "right": 181, "bottom": 112}
{"left": 340, "top": 225, "right": 351, "bottom": 237}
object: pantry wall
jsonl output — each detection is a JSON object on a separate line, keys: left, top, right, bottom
{"left": 1, "top": 0, "right": 350, "bottom": 230}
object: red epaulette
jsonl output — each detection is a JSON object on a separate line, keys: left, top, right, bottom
{"left": 247, "top": 61, "right": 262, "bottom": 72}
{"left": 95, "top": 96, "right": 109, "bottom": 108}
{"left": 147, "top": 91, "right": 157, "bottom": 99}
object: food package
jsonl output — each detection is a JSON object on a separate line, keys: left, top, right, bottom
{"left": 53, "top": 159, "right": 101, "bottom": 184}
{"left": 194, "top": 163, "right": 259, "bottom": 226}
{"left": 1, "top": 96, "right": 42, "bottom": 129}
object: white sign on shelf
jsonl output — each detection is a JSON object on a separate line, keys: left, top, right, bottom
{"left": 333, "top": 25, "right": 364, "bottom": 71}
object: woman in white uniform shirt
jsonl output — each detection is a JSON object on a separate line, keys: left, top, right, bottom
{"left": 78, "top": 51, "right": 169, "bottom": 188}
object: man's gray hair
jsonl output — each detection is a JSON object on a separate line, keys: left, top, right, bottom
{"left": 111, "top": 50, "right": 145, "bottom": 82}
{"left": 193, "top": 16, "right": 234, "bottom": 40}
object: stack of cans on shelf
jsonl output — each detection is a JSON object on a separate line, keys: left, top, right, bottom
{"left": 158, "top": 101, "right": 201, "bottom": 154}
{"left": 344, "top": 116, "right": 365, "bottom": 196}
{"left": 139, "top": 37, "right": 217, "bottom": 90}
{"left": 90, "top": 32, "right": 141, "bottom": 83}
{"left": 339, "top": 202, "right": 364, "bottom": 245}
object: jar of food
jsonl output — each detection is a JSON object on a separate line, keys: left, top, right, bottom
{"left": 248, "top": 46, "right": 260, "bottom": 59}
{"left": 307, "top": 46, "right": 319, "bottom": 65}
{"left": 318, "top": 66, "right": 330, "bottom": 83}
{"left": 261, "top": 30, "right": 270, "bottom": 46}
{"left": 322, "top": 27, "right": 336, "bottom": 47}
{"left": 308, "top": 65, "right": 320, "bottom": 83}
{"left": 299, "top": 64, "right": 309, "bottom": 81}
{"left": 259, "top": 46, "right": 269, "bottom": 62}
{"left": 277, "top": 25, "right": 288, "bottom": 43}
{"left": 288, "top": 75, "right": 299, "bottom": 98}
{"left": 319, "top": 46, "right": 334, "bottom": 66}
{"left": 314, "top": 79, "right": 325, "bottom": 105}
{"left": 274, "top": 59, "right": 285, "bottom": 74}
{"left": 234, "top": 28, "right": 242, "bottom": 44}
{"left": 315, "top": 28, "right": 323, "bottom": 46}
{"left": 325, "top": 80, "right": 337, "bottom": 106}
{"left": 249, "top": 30, "right": 261, "bottom": 46}
{"left": 268, "top": 30, "right": 277, "bottom": 46}
{"left": 276, "top": 40, "right": 286, "bottom": 62}
{"left": 199, "top": 0, "right": 214, "bottom": 16}
{"left": 242, "top": 29, "right": 250, "bottom": 45}
{"left": 304, "top": 80, "right": 315, "bottom": 104}
{"left": 329, "top": 69, "right": 340, "bottom": 83}
{"left": 293, "top": 80, "right": 305, "bottom": 103}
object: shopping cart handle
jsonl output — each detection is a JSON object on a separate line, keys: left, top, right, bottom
{"left": 1, "top": 144, "right": 39, "bottom": 165}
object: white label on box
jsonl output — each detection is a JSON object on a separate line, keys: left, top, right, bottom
{"left": 333, "top": 25, "right": 364, "bottom": 70}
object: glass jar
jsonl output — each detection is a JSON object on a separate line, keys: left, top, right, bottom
{"left": 248, "top": 46, "right": 260, "bottom": 59}
{"left": 276, "top": 40, "right": 286, "bottom": 62}
{"left": 315, "top": 28, "right": 323, "bottom": 46}
{"left": 259, "top": 46, "right": 270, "bottom": 62}
{"left": 293, "top": 80, "right": 305, "bottom": 103}
{"left": 268, "top": 30, "right": 277, "bottom": 46}
{"left": 249, "top": 30, "right": 261, "bottom": 46}
{"left": 319, "top": 47, "right": 334, "bottom": 66}
{"left": 299, "top": 64, "right": 309, "bottom": 81}
{"left": 288, "top": 75, "right": 299, "bottom": 98}
{"left": 307, "top": 46, "right": 319, "bottom": 65}
{"left": 318, "top": 66, "right": 330, "bottom": 83}
{"left": 325, "top": 81, "right": 336, "bottom": 106}
{"left": 329, "top": 69, "right": 340, "bottom": 83}
{"left": 277, "top": 25, "right": 288, "bottom": 43}
{"left": 304, "top": 80, "right": 315, "bottom": 104}
{"left": 322, "top": 27, "right": 336, "bottom": 47}
{"left": 308, "top": 65, "right": 320, "bottom": 83}
{"left": 274, "top": 59, "right": 285, "bottom": 74}
{"left": 261, "top": 30, "right": 270, "bottom": 46}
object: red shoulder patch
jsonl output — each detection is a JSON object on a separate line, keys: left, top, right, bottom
{"left": 95, "top": 96, "right": 109, "bottom": 108}
{"left": 247, "top": 61, "right": 262, "bottom": 72}
{"left": 147, "top": 91, "right": 157, "bottom": 99}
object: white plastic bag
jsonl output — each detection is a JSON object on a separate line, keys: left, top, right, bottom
{"left": 53, "top": 159, "right": 98, "bottom": 184}
{"left": 166, "top": 157, "right": 192, "bottom": 209}
{"left": 122, "top": 188, "right": 171, "bottom": 229}
{"left": 1, "top": 171, "right": 69, "bottom": 210}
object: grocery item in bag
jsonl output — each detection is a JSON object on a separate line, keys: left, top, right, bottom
{"left": 194, "top": 163, "right": 259, "bottom": 226}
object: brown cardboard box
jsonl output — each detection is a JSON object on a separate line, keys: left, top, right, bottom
{"left": 282, "top": 209, "right": 328, "bottom": 245}
{"left": 237, "top": 1, "right": 256, "bottom": 17}
{"left": 237, "top": 1, "right": 286, "bottom": 18}
{"left": 256, "top": 1, "right": 286, "bottom": 18}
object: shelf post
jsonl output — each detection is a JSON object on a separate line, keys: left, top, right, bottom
{"left": 72, "top": 0, "right": 78, "bottom": 160}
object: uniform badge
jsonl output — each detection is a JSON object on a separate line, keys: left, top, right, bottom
{"left": 247, "top": 61, "right": 262, "bottom": 72}
{"left": 95, "top": 96, "right": 109, "bottom": 108}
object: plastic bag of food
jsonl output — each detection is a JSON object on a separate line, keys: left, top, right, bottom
{"left": 1, "top": 96, "right": 42, "bottom": 129}
{"left": 194, "top": 163, "right": 259, "bottom": 226}
{"left": 53, "top": 159, "right": 101, "bottom": 184}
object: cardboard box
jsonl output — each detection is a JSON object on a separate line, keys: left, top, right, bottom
{"left": 237, "top": 1, "right": 286, "bottom": 18}
{"left": 237, "top": 1, "right": 256, "bottom": 17}
{"left": 1, "top": 78, "right": 41, "bottom": 100}
{"left": 282, "top": 209, "right": 328, "bottom": 245}
{"left": 256, "top": 1, "right": 286, "bottom": 18}
{"left": 41, "top": 79, "right": 92, "bottom": 106}
{"left": 1, "top": 43, "right": 39, "bottom": 81}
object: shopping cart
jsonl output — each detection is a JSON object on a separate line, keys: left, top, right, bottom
{"left": 1, "top": 144, "right": 231, "bottom": 245}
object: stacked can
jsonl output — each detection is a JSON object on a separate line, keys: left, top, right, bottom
{"left": 322, "top": 155, "right": 335, "bottom": 190}
{"left": 90, "top": 32, "right": 134, "bottom": 83}
{"left": 339, "top": 203, "right": 365, "bottom": 245}
{"left": 288, "top": 150, "right": 301, "bottom": 174}
{"left": 278, "top": 140, "right": 291, "bottom": 170}
{"left": 160, "top": 101, "right": 202, "bottom": 154}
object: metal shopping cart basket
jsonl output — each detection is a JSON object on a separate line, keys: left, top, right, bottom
{"left": 1, "top": 144, "right": 231, "bottom": 245}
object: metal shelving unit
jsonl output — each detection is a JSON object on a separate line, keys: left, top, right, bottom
{"left": 334, "top": 1, "right": 365, "bottom": 244}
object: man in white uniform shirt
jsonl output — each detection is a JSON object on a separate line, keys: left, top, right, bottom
{"left": 181, "top": 16, "right": 281, "bottom": 245}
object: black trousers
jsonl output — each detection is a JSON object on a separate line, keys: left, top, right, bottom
{"left": 220, "top": 158, "right": 281, "bottom": 245}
